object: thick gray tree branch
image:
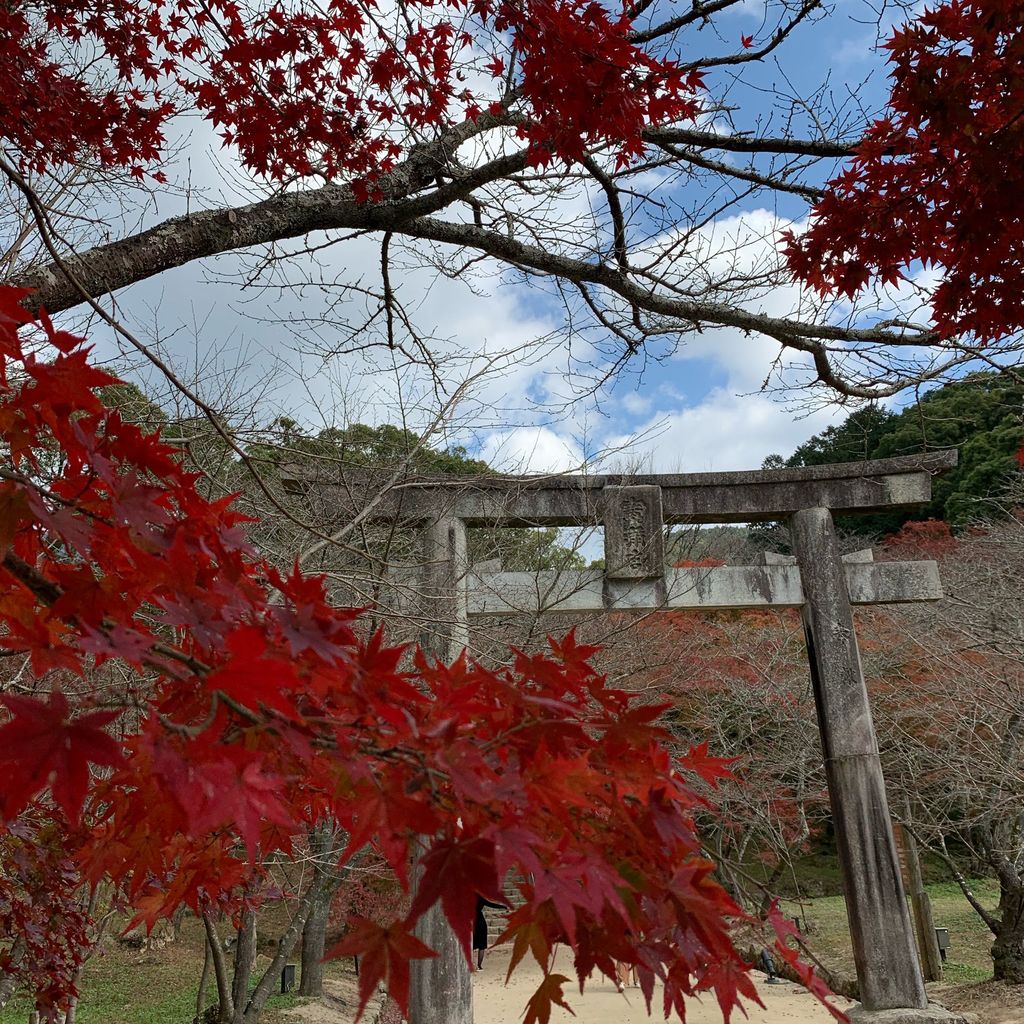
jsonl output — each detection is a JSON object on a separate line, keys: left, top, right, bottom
{"left": 642, "top": 127, "right": 857, "bottom": 158}
{"left": 7, "top": 109, "right": 941, "bottom": 399}
{"left": 10, "top": 110, "right": 526, "bottom": 314}
{"left": 10, "top": 183, "right": 941, "bottom": 398}
{"left": 9, "top": 116, "right": 860, "bottom": 316}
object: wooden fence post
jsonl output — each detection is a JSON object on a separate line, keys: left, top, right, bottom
{"left": 897, "top": 810, "right": 944, "bottom": 983}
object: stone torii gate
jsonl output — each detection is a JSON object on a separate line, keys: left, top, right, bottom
{"left": 289, "top": 451, "right": 963, "bottom": 1024}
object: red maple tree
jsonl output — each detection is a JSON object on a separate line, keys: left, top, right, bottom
{"left": 784, "top": 0, "right": 1024, "bottom": 342}
{"left": 0, "top": 0, "right": 702, "bottom": 185}
{"left": 0, "top": 292, "right": 848, "bottom": 1019}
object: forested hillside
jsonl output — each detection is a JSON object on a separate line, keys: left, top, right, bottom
{"left": 770, "top": 373, "right": 1024, "bottom": 534}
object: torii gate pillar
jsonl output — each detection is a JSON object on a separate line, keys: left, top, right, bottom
{"left": 409, "top": 517, "right": 472, "bottom": 1024}
{"left": 791, "top": 508, "right": 927, "bottom": 1012}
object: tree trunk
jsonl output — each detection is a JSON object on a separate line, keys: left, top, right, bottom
{"left": 231, "top": 909, "right": 258, "bottom": 1024}
{"left": 201, "top": 913, "right": 235, "bottom": 1024}
{"left": 172, "top": 904, "right": 188, "bottom": 943}
{"left": 993, "top": 886, "right": 1024, "bottom": 982}
{"left": 298, "top": 889, "right": 331, "bottom": 996}
{"left": 196, "top": 931, "right": 213, "bottom": 1023}
{"left": 240, "top": 868, "right": 332, "bottom": 1024}
{"left": 0, "top": 938, "right": 25, "bottom": 1010}
{"left": 298, "top": 821, "right": 344, "bottom": 997}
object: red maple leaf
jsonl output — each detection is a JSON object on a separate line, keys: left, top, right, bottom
{"left": 523, "top": 973, "right": 575, "bottom": 1024}
{"left": 684, "top": 740, "right": 738, "bottom": 787}
{"left": 741, "top": 34, "right": 753, "bottom": 48}
{"left": 0, "top": 692, "right": 124, "bottom": 822}
{"left": 203, "top": 626, "right": 300, "bottom": 716}
{"left": 698, "top": 956, "right": 764, "bottom": 1023}
{"left": 409, "top": 836, "right": 501, "bottom": 958}
{"left": 0, "top": 284, "right": 785, "bottom": 1019}
{"left": 328, "top": 917, "right": 436, "bottom": 1016}
{"left": 152, "top": 736, "right": 293, "bottom": 857}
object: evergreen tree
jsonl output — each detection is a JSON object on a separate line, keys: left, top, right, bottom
{"left": 784, "top": 374, "right": 1024, "bottom": 534}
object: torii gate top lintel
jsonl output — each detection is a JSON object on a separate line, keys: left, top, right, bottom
{"left": 286, "top": 449, "right": 958, "bottom": 527}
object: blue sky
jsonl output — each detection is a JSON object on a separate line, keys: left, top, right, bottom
{"left": 69, "top": 0, "right": 928, "bottom": 479}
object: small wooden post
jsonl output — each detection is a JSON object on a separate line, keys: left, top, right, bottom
{"left": 409, "top": 517, "right": 472, "bottom": 1024}
{"left": 897, "top": 807, "right": 944, "bottom": 982}
{"left": 791, "top": 507, "right": 928, "bottom": 1012}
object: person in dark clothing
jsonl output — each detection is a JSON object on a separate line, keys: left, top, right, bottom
{"left": 473, "top": 895, "right": 507, "bottom": 970}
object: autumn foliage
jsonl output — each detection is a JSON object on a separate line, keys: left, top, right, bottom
{"left": 785, "top": 0, "right": 1024, "bottom": 341}
{"left": 0, "top": 288, "right": 852, "bottom": 1020}
{"left": 1, "top": 0, "right": 702, "bottom": 184}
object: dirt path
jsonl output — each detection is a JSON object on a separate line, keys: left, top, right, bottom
{"left": 472, "top": 945, "right": 854, "bottom": 1024}
{"left": 279, "top": 948, "right": 1016, "bottom": 1024}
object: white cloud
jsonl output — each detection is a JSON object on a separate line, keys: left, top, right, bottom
{"left": 68, "top": 156, "right": 853, "bottom": 482}
{"left": 478, "top": 426, "right": 583, "bottom": 474}
{"left": 590, "top": 208, "right": 848, "bottom": 473}
{"left": 607, "top": 388, "right": 842, "bottom": 473}
{"left": 620, "top": 391, "right": 653, "bottom": 416}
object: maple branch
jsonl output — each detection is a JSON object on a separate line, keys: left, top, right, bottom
{"left": 1, "top": 155, "right": 454, "bottom": 563}
{"left": 655, "top": 142, "right": 825, "bottom": 200}
{"left": 629, "top": 0, "right": 747, "bottom": 42}
{"left": 903, "top": 826, "right": 1001, "bottom": 935}
{"left": 383, "top": 216, "right": 995, "bottom": 397}
{"left": 1, "top": 552, "right": 62, "bottom": 605}
{"left": 381, "top": 230, "right": 396, "bottom": 349}
{"left": 581, "top": 157, "right": 629, "bottom": 271}
{"left": 4, "top": 122, "right": 956, "bottom": 399}
{"left": 1, "top": 546, "right": 207, "bottom": 676}
{"left": 679, "top": 0, "right": 823, "bottom": 72}
{"left": 391, "top": 217, "right": 933, "bottom": 343}
{"left": 0, "top": 552, "right": 262, "bottom": 731}
{"left": 158, "top": 696, "right": 223, "bottom": 738}
{"left": 8, "top": 117, "right": 856, "bottom": 317}
{"left": 11, "top": 175, "right": 942, "bottom": 396}
{"left": 640, "top": 127, "right": 857, "bottom": 158}
{"left": 10, "top": 113, "right": 527, "bottom": 315}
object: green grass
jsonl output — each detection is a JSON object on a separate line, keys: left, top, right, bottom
{"left": 0, "top": 949, "right": 200, "bottom": 1024}
{"left": 0, "top": 973, "right": 305, "bottom": 1024}
{"left": 940, "top": 962, "right": 992, "bottom": 984}
{"left": 748, "top": 849, "right": 962, "bottom": 900}
{"left": 782, "top": 876, "right": 1000, "bottom": 982}
{"left": 0, "top": 918, "right": 313, "bottom": 1024}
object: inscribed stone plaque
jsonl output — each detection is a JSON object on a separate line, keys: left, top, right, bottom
{"left": 602, "top": 485, "right": 665, "bottom": 579}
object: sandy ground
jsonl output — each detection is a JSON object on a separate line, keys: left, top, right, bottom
{"left": 934, "top": 980, "right": 1024, "bottom": 1024}
{"left": 472, "top": 944, "right": 854, "bottom": 1024}
{"left": 281, "top": 946, "right": 853, "bottom": 1024}
{"left": 280, "top": 949, "right": 1024, "bottom": 1024}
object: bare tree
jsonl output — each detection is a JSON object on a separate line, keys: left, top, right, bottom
{"left": 866, "top": 508, "right": 1024, "bottom": 980}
